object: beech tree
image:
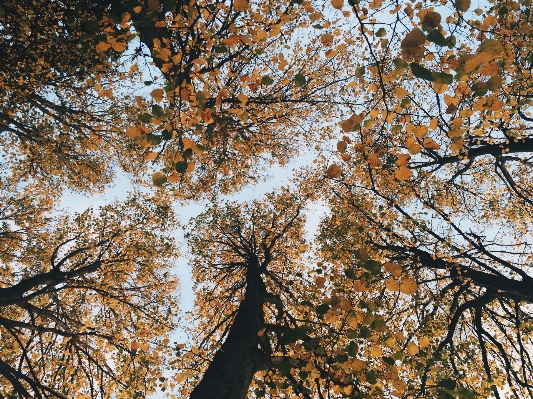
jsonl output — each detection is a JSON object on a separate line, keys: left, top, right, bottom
{"left": 3, "top": 0, "right": 533, "bottom": 398}
{"left": 0, "top": 177, "right": 179, "bottom": 398}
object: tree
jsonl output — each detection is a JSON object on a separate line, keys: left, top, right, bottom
{"left": 3, "top": 0, "right": 533, "bottom": 397}
{"left": 314, "top": 0, "right": 533, "bottom": 397}
{"left": 92, "top": 0, "right": 350, "bottom": 198}
{"left": 0, "top": 0, "right": 138, "bottom": 192}
{"left": 0, "top": 179, "right": 179, "bottom": 398}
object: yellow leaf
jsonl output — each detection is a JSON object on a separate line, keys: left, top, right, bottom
{"left": 325, "top": 49, "right": 338, "bottom": 59}
{"left": 433, "top": 82, "right": 448, "bottom": 94}
{"left": 167, "top": 173, "right": 180, "bottom": 183}
{"left": 140, "top": 343, "right": 149, "bottom": 351}
{"left": 346, "top": 81, "right": 358, "bottom": 88}
{"left": 150, "top": 88, "right": 165, "bottom": 103}
{"left": 125, "top": 126, "right": 143, "bottom": 139}
{"left": 383, "top": 262, "right": 402, "bottom": 277}
{"left": 320, "top": 33, "right": 335, "bottom": 47}
{"left": 346, "top": 312, "right": 359, "bottom": 328}
{"left": 370, "top": 346, "right": 383, "bottom": 357}
{"left": 222, "top": 35, "right": 246, "bottom": 46}
{"left": 399, "top": 278, "right": 418, "bottom": 295}
{"left": 367, "top": 154, "right": 382, "bottom": 167}
{"left": 144, "top": 151, "right": 158, "bottom": 161}
{"left": 237, "top": 92, "right": 248, "bottom": 107}
{"left": 419, "top": 337, "right": 430, "bottom": 348}
{"left": 233, "top": 0, "right": 250, "bottom": 11}
{"left": 133, "top": 5, "right": 142, "bottom": 13}
{"left": 315, "top": 276, "right": 326, "bottom": 288}
{"left": 396, "top": 153, "right": 411, "bottom": 166}
{"left": 348, "top": 358, "right": 366, "bottom": 371}
{"left": 401, "top": 28, "right": 426, "bottom": 49}
{"left": 326, "top": 163, "right": 342, "bottom": 178}
{"left": 337, "top": 141, "right": 348, "bottom": 153}
{"left": 385, "top": 278, "right": 399, "bottom": 291}
{"left": 148, "top": 0, "right": 159, "bottom": 11}
{"left": 395, "top": 87, "right": 407, "bottom": 98}
{"left": 95, "top": 42, "right": 111, "bottom": 52}
{"left": 353, "top": 279, "right": 367, "bottom": 292}
{"left": 412, "top": 125, "right": 428, "bottom": 139}
{"left": 340, "top": 113, "right": 364, "bottom": 132}
{"left": 407, "top": 342, "right": 418, "bottom": 354}
{"left": 110, "top": 40, "right": 127, "bottom": 52}
{"left": 395, "top": 166, "right": 412, "bottom": 181}
{"left": 422, "top": 137, "right": 439, "bottom": 150}
{"left": 392, "top": 380, "right": 407, "bottom": 392}
{"left": 331, "top": 0, "right": 344, "bottom": 9}
{"left": 407, "top": 143, "right": 421, "bottom": 155}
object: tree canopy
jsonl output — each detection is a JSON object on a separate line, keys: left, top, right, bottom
{"left": 2, "top": 0, "right": 533, "bottom": 398}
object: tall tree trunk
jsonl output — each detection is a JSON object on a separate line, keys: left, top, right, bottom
{"left": 189, "top": 257, "right": 270, "bottom": 399}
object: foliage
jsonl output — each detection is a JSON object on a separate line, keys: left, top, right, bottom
{"left": 3, "top": 0, "right": 533, "bottom": 398}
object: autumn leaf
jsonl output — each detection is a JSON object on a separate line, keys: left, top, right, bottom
{"left": 326, "top": 163, "right": 342, "bottom": 178}
{"left": 399, "top": 278, "right": 418, "bottom": 295}
{"left": 150, "top": 88, "right": 165, "bottom": 103}
{"left": 233, "top": 0, "right": 250, "bottom": 11}
{"left": 395, "top": 166, "right": 412, "bottom": 180}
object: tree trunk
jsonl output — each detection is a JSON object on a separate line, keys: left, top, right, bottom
{"left": 189, "top": 257, "right": 270, "bottom": 399}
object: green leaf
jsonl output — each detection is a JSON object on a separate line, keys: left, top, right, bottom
{"left": 138, "top": 113, "right": 153, "bottom": 123}
{"left": 393, "top": 58, "right": 408, "bottom": 69}
{"left": 401, "top": 98, "right": 412, "bottom": 108}
{"left": 214, "top": 45, "right": 228, "bottom": 53}
{"left": 375, "top": 27, "right": 386, "bottom": 37}
{"left": 144, "top": 80, "right": 153, "bottom": 86}
{"left": 152, "top": 104, "right": 165, "bottom": 117}
{"left": 164, "top": 82, "right": 176, "bottom": 92}
{"left": 84, "top": 20, "right": 99, "bottom": 31}
{"left": 434, "top": 72, "right": 453, "bottom": 85}
{"left": 371, "top": 317, "right": 387, "bottom": 331}
{"left": 146, "top": 134, "right": 162, "bottom": 145}
{"left": 344, "top": 268, "right": 356, "bottom": 279}
{"left": 175, "top": 161, "right": 188, "bottom": 173}
{"left": 161, "top": 129, "right": 173, "bottom": 140}
{"left": 280, "top": 327, "right": 302, "bottom": 345}
{"left": 366, "top": 370, "right": 378, "bottom": 385}
{"left": 294, "top": 73, "right": 307, "bottom": 87}
{"left": 261, "top": 76, "right": 274, "bottom": 86}
{"left": 358, "top": 326, "right": 371, "bottom": 338}
{"left": 183, "top": 148, "right": 194, "bottom": 160}
{"left": 438, "top": 378, "right": 457, "bottom": 391}
{"left": 278, "top": 362, "right": 291, "bottom": 377}
{"left": 363, "top": 259, "right": 381, "bottom": 275}
{"left": 315, "top": 304, "right": 330, "bottom": 315}
{"left": 427, "top": 29, "right": 448, "bottom": 47}
{"left": 346, "top": 341, "right": 358, "bottom": 356}
{"left": 355, "top": 66, "right": 366, "bottom": 77}
{"left": 152, "top": 174, "right": 167, "bottom": 187}
{"left": 164, "top": 0, "right": 176, "bottom": 10}
{"left": 457, "top": 388, "right": 477, "bottom": 399}
{"left": 347, "top": 329, "right": 359, "bottom": 339}
{"left": 336, "top": 353, "right": 349, "bottom": 363}
{"left": 410, "top": 63, "right": 436, "bottom": 81}
{"left": 382, "top": 356, "right": 395, "bottom": 365}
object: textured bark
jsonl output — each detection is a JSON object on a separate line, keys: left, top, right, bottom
{"left": 190, "top": 256, "right": 270, "bottom": 399}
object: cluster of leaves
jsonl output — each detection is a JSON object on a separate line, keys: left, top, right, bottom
{"left": 4, "top": 0, "right": 533, "bottom": 397}
{"left": 0, "top": 0, "right": 181, "bottom": 397}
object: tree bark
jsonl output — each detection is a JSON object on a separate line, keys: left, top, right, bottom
{"left": 189, "top": 256, "right": 270, "bottom": 399}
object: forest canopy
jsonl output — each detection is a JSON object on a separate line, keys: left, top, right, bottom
{"left": 1, "top": 0, "right": 533, "bottom": 398}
